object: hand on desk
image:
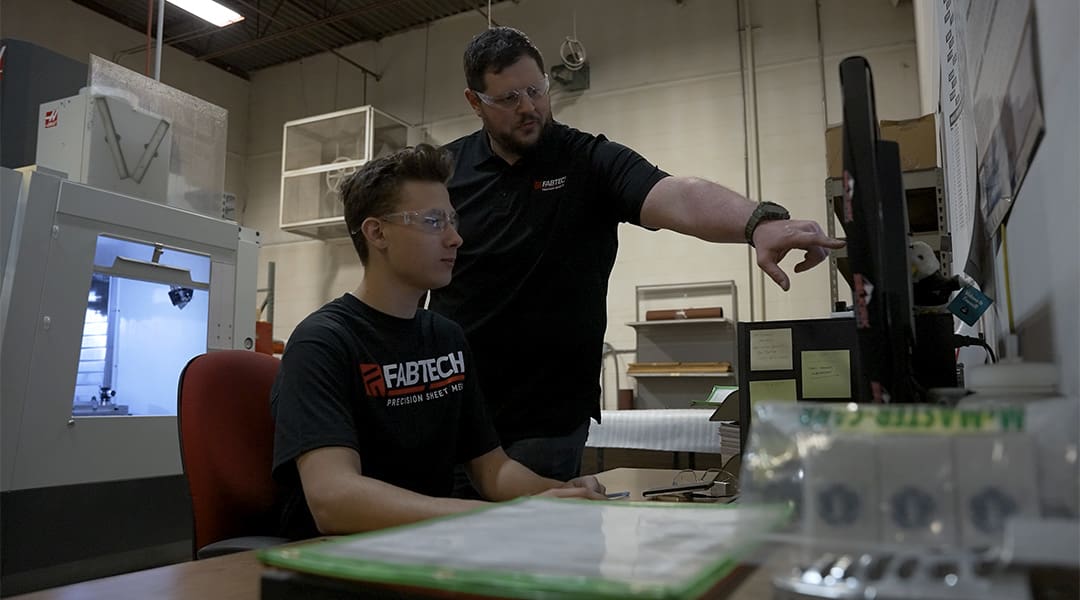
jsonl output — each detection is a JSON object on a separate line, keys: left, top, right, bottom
{"left": 537, "top": 476, "right": 607, "bottom": 500}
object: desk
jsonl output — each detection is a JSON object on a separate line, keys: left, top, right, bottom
{"left": 10, "top": 550, "right": 260, "bottom": 600}
{"left": 13, "top": 469, "right": 772, "bottom": 600}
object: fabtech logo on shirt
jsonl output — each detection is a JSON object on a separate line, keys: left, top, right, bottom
{"left": 360, "top": 351, "right": 466, "bottom": 407}
{"left": 533, "top": 175, "right": 566, "bottom": 192}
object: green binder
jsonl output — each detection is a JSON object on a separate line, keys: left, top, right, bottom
{"left": 258, "top": 497, "right": 787, "bottom": 599}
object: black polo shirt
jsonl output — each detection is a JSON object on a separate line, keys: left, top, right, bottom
{"left": 430, "top": 122, "right": 669, "bottom": 445}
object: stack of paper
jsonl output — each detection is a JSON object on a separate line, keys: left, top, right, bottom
{"left": 718, "top": 423, "right": 741, "bottom": 459}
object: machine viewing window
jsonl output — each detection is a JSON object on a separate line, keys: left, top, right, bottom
{"left": 73, "top": 235, "right": 211, "bottom": 417}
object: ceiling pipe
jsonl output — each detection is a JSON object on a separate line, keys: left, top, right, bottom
{"left": 912, "top": 0, "right": 940, "bottom": 116}
{"left": 737, "top": 0, "right": 764, "bottom": 320}
{"left": 266, "top": 0, "right": 380, "bottom": 80}
{"left": 324, "top": 47, "right": 380, "bottom": 81}
{"left": 735, "top": 1, "right": 755, "bottom": 322}
{"left": 474, "top": 8, "right": 500, "bottom": 27}
{"left": 153, "top": 0, "right": 164, "bottom": 80}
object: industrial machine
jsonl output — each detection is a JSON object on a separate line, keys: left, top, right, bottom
{"left": 0, "top": 57, "right": 256, "bottom": 593}
{"left": 2, "top": 166, "right": 258, "bottom": 487}
{"left": 36, "top": 88, "right": 172, "bottom": 206}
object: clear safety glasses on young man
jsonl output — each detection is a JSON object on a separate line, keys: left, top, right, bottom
{"left": 378, "top": 209, "right": 459, "bottom": 234}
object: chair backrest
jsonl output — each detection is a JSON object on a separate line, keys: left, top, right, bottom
{"left": 177, "top": 350, "right": 281, "bottom": 558}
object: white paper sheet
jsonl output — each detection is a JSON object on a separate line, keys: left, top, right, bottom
{"left": 586, "top": 409, "right": 723, "bottom": 453}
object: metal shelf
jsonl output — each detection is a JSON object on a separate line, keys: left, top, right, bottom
{"left": 826, "top": 168, "right": 949, "bottom": 309}
{"left": 633, "top": 281, "right": 738, "bottom": 323}
{"left": 627, "top": 318, "right": 731, "bottom": 327}
{"left": 627, "top": 281, "right": 739, "bottom": 409}
{"left": 628, "top": 372, "right": 735, "bottom": 378}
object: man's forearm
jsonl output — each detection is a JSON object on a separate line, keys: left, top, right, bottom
{"left": 639, "top": 176, "right": 756, "bottom": 243}
{"left": 637, "top": 175, "right": 844, "bottom": 291}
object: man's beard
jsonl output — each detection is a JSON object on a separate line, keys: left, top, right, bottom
{"left": 489, "top": 114, "right": 550, "bottom": 157}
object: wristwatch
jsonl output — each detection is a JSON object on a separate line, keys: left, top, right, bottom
{"left": 744, "top": 201, "right": 790, "bottom": 247}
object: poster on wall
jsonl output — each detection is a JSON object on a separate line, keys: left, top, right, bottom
{"left": 938, "top": 0, "right": 978, "bottom": 278}
{"left": 975, "top": 8, "right": 1044, "bottom": 236}
{"left": 938, "top": 0, "right": 1044, "bottom": 287}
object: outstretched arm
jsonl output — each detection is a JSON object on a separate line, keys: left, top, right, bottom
{"left": 466, "top": 447, "right": 606, "bottom": 501}
{"left": 297, "top": 446, "right": 484, "bottom": 535}
{"left": 639, "top": 176, "right": 845, "bottom": 291}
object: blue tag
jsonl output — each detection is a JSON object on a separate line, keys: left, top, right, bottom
{"left": 947, "top": 285, "right": 993, "bottom": 326}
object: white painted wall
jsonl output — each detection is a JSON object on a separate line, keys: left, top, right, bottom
{"left": 908, "top": 0, "right": 1078, "bottom": 396}
{"left": 1, "top": 0, "right": 250, "bottom": 203}
{"left": 997, "top": 0, "right": 1079, "bottom": 395}
{"left": 243, "top": 0, "right": 920, "bottom": 409}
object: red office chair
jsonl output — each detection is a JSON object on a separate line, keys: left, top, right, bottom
{"left": 177, "top": 350, "right": 288, "bottom": 559}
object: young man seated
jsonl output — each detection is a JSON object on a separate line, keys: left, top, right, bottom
{"left": 270, "top": 144, "right": 606, "bottom": 539}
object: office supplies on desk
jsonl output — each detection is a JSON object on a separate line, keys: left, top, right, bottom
{"left": 258, "top": 497, "right": 787, "bottom": 599}
{"left": 742, "top": 399, "right": 1079, "bottom": 599}
{"left": 642, "top": 481, "right": 716, "bottom": 497}
{"left": 771, "top": 545, "right": 1032, "bottom": 600}
{"left": 691, "top": 385, "right": 738, "bottom": 408}
{"left": 642, "top": 468, "right": 739, "bottom": 502}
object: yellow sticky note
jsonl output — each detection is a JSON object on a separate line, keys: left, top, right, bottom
{"left": 801, "top": 350, "right": 852, "bottom": 399}
{"left": 750, "top": 328, "right": 793, "bottom": 371}
{"left": 749, "top": 379, "right": 797, "bottom": 406}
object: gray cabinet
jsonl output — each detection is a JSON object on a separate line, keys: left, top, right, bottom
{"left": 628, "top": 282, "right": 739, "bottom": 409}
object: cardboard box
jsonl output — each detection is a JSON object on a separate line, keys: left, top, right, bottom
{"left": 825, "top": 113, "right": 937, "bottom": 178}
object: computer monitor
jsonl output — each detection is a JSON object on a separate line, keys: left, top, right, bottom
{"left": 838, "top": 56, "right": 920, "bottom": 403}
{"left": 736, "top": 58, "right": 943, "bottom": 453}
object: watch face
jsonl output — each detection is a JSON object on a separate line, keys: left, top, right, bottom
{"left": 761, "top": 203, "right": 789, "bottom": 218}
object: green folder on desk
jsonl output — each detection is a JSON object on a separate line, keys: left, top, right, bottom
{"left": 690, "top": 385, "right": 739, "bottom": 408}
{"left": 257, "top": 497, "right": 786, "bottom": 599}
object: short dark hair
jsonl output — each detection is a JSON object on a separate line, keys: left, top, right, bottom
{"left": 463, "top": 26, "right": 545, "bottom": 93}
{"left": 341, "top": 143, "right": 454, "bottom": 264}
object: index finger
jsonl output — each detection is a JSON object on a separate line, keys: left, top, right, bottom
{"left": 789, "top": 227, "right": 845, "bottom": 250}
{"left": 793, "top": 245, "right": 829, "bottom": 273}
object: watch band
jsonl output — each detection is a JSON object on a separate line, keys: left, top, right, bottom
{"left": 744, "top": 201, "right": 791, "bottom": 247}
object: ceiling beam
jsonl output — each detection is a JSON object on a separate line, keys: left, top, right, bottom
{"left": 289, "top": 0, "right": 372, "bottom": 51}
{"left": 194, "top": 0, "right": 404, "bottom": 62}
{"left": 113, "top": 23, "right": 221, "bottom": 59}
{"left": 225, "top": 0, "right": 379, "bottom": 78}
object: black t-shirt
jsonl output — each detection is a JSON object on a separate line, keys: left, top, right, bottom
{"left": 430, "top": 122, "right": 670, "bottom": 444}
{"left": 270, "top": 294, "right": 500, "bottom": 539}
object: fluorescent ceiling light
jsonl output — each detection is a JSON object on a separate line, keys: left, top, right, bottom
{"left": 166, "top": 0, "right": 244, "bottom": 27}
